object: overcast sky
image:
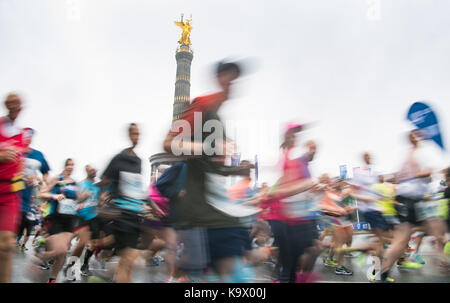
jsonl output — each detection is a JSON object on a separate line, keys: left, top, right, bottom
{"left": 1, "top": 0, "right": 449, "bottom": 187}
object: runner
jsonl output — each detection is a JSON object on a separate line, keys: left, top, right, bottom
{"left": 380, "top": 130, "right": 445, "bottom": 282}
{"left": 262, "top": 123, "right": 318, "bottom": 283}
{"left": 151, "top": 163, "right": 184, "bottom": 282}
{"left": 162, "top": 61, "right": 258, "bottom": 282}
{"left": 63, "top": 165, "right": 101, "bottom": 280}
{"left": 0, "top": 93, "right": 26, "bottom": 283}
{"left": 318, "top": 175, "right": 357, "bottom": 276}
{"left": 32, "top": 158, "right": 89, "bottom": 283}
{"left": 17, "top": 128, "right": 50, "bottom": 252}
{"left": 99, "top": 123, "right": 163, "bottom": 283}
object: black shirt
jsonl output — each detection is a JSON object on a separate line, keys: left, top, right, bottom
{"left": 102, "top": 148, "right": 142, "bottom": 201}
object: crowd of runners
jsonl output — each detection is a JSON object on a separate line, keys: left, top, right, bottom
{"left": 0, "top": 61, "right": 449, "bottom": 283}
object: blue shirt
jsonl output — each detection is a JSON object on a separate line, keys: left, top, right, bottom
{"left": 77, "top": 180, "right": 100, "bottom": 220}
{"left": 20, "top": 148, "right": 50, "bottom": 213}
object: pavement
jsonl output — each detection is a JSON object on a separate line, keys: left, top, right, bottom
{"left": 11, "top": 234, "right": 450, "bottom": 283}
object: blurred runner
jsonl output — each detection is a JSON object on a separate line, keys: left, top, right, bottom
{"left": 33, "top": 158, "right": 89, "bottom": 283}
{"left": 263, "top": 123, "right": 317, "bottom": 283}
{"left": 380, "top": 130, "right": 446, "bottom": 282}
{"left": 163, "top": 61, "right": 257, "bottom": 282}
{"left": 0, "top": 93, "right": 26, "bottom": 283}
{"left": 63, "top": 165, "right": 101, "bottom": 280}
{"left": 17, "top": 127, "right": 50, "bottom": 252}
{"left": 99, "top": 123, "right": 163, "bottom": 283}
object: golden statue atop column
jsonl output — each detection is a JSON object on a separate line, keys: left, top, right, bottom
{"left": 174, "top": 14, "right": 193, "bottom": 45}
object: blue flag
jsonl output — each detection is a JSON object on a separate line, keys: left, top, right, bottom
{"left": 407, "top": 102, "right": 445, "bottom": 150}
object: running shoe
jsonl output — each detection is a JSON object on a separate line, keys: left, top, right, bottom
{"left": 165, "top": 276, "right": 177, "bottom": 283}
{"left": 377, "top": 275, "right": 395, "bottom": 283}
{"left": 335, "top": 266, "right": 353, "bottom": 276}
{"left": 406, "top": 246, "right": 416, "bottom": 252}
{"left": 367, "top": 270, "right": 395, "bottom": 283}
{"left": 176, "top": 274, "right": 195, "bottom": 283}
{"left": 150, "top": 257, "right": 160, "bottom": 266}
{"left": 323, "top": 258, "right": 338, "bottom": 267}
{"left": 414, "top": 255, "right": 425, "bottom": 264}
{"left": 80, "top": 265, "right": 90, "bottom": 276}
{"left": 396, "top": 260, "right": 423, "bottom": 269}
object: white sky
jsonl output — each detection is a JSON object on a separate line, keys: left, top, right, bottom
{"left": 1, "top": 0, "right": 449, "bottom": 187}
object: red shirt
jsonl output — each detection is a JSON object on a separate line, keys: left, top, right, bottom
{"left": 169, "top": 92, "right": 225, "bottom": 137}
{"left": 0, "top": 117, "right": 25, "bottom": 193}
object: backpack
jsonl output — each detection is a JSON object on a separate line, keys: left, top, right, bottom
{"left": 155, "top": 162, "right": 187, "bottom": 199}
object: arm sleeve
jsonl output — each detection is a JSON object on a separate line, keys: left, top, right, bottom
{"left": 39, "top": 152, "right": 50, "bottom": 175}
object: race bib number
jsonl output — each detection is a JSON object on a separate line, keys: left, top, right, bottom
{"left": 58, "top": 199, "right": 77, "bottom": 215}
{"left": 119, "top": 172, "right": 146, "bottom": 200}
{"left": 282, "top": 192, "right": 318, "bottom": 220}
{"left": 415, "top": 201, "right": 439, "bottom": 222}
{"left": 26, "top": 213, "right": 36, "bottom": 221}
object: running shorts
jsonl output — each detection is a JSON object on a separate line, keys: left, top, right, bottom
{"left": 363, "top": 210, "right": 390, "bottom": 231}
{"left": 0, "top": 192, "right": 20, "bottom": 233}
{"left": 18, "top": 213, "right": 36, "bottom": 236}
{"left": 111, "top": 209, "right": 142, "bottom": 251}
{"left": 46, "top": 214, "right": 78, "bottom": 235}
{"left": 395, "top": 195, "right": 422, "bottom": 225}
{"left": 207, "top": 227, "right": 252, "bottom": 263}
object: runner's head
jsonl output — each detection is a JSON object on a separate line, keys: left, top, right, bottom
{"left": 363, "top": 152, "right": 372, "bottom": 165}
{"left": 281, "top": 122, "right": 304, "bottom": 149}
{"left": 4, "top": 93, "right": 22, "bottom": 121}
{"left": 23, "top": 127, "right": 35, "bottom": 147}
{"left": 128, "top": 123, "right": 140, "bottom": 148}
{"left": 64, "top": 158, "right": 74, "bottom": 176}
{"left": 378, "top": 175, "right": 385, "bottom": 183}
{"left": 216, "top": 61, "right": 241, "bottom": 96}
{"left": 85, "top": 165, "right": 97, "bottom": 179}
{"left": 409, "top": 129, "right": 423, "bottom": 147}
{"left": 304, "top": 140, "right": 317, "bottom": 162}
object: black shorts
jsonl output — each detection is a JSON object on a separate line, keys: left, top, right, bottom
{"left": 395, "top": 195, "right": 422, "bottom": 225}
{"left": 286, "top": 222, "right": 317, "bottom": 257}
{"left": 364, "top": 210, "right": 390, "bottom": 231}
{"left": 87, "top": 217, "right": 103, "bottom": 240}
{"left": 111, "top": 209, "right": 143, "bottom": 251}
{"left": 18, "top": 213, "right": 36, "bottom": 236}
{"left": 46, "top": 214, "right": 77, "bottom": 235}
{"left": 207, "top": 227, "right": 252, "bottom": 263}
{"left": 73, "top": 217, "right": 103, "bottom": 240}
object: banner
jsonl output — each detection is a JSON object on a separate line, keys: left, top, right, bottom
{"left": 407, "top": 102, "right": 445, "bottom": 150}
